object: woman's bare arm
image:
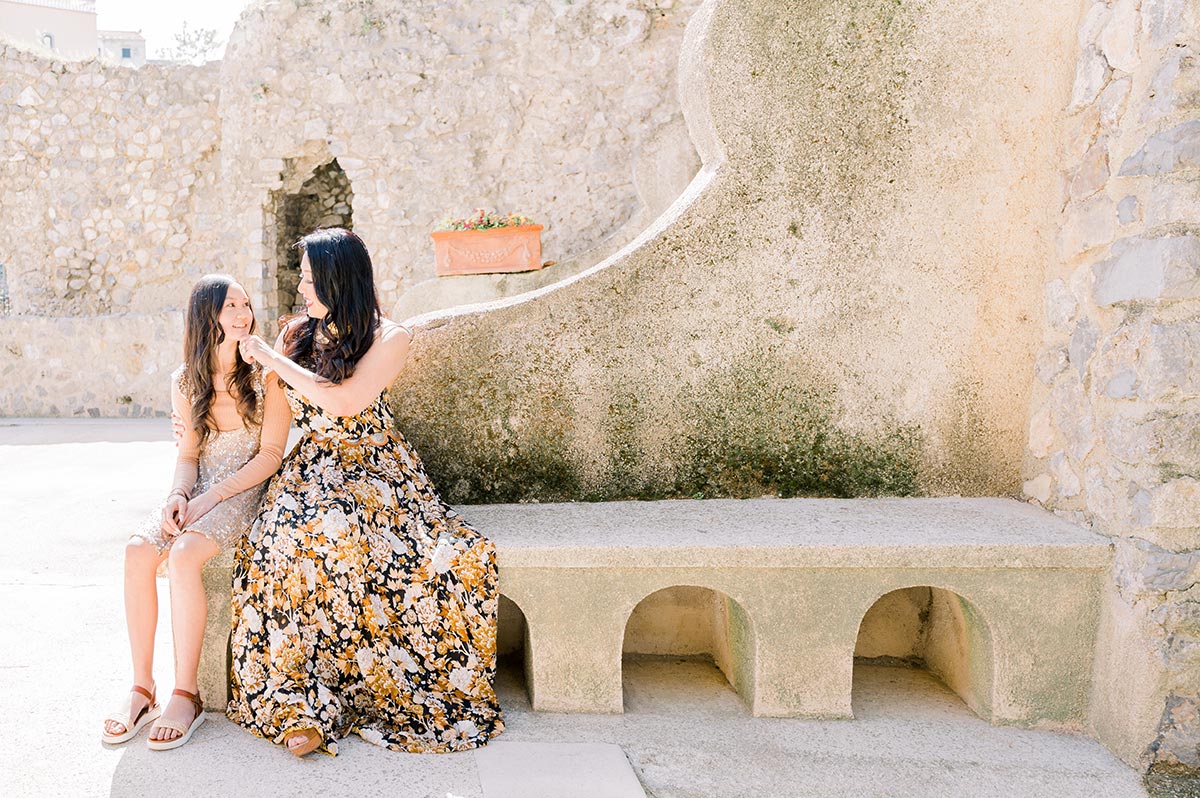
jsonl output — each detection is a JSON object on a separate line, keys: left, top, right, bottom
{"left": 241, "top": 321, "right": 412, "bottom": 417}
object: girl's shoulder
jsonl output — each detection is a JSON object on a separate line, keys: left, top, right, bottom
{"left": 249, "top": 361, "right": 267, "bottom": 398}
{"left": 171, "top": 364, "right": 192, "bottom": 400}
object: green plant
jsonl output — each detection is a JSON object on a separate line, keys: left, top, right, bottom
{"left": 435, "top": 208, "right": 536, "bottom": 232}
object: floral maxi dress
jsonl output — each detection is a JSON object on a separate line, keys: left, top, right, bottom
{"left": 226, "top": 386, "right": 504, "bottom": 754}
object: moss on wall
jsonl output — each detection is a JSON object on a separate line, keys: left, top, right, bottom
{"left": 393, "top": 334, "right": 924, "bottom": 503}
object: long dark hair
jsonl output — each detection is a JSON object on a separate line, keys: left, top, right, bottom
{"left": 283, "top": 228, "right": 381, "bottom": 384}
{"left": 183, "top": 275, "right": 259, "bottom": 446}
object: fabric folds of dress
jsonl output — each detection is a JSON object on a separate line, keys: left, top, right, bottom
{"left": 226, "top": 386, "right": 504, "bottom": 754}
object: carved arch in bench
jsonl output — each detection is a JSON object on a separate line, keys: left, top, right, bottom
{"left": 620, "top": 583, "right": 757, "bottom": 711}
{"left": 850, "top": 582, "right": 997, "bottom": 721}
{"left": 496, "top": 593, "right": 534, "bottom": 703}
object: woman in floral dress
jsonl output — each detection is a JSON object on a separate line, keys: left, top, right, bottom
{"left": 228, "top": 228, "right": 503, "bottom": 756}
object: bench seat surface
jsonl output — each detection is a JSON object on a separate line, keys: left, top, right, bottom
{"left": 456, "top": 497, "right": 1112, "bottom": 569}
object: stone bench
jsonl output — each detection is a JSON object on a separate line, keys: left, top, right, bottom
{"left": 200, "top": 497, "right": 1112, "bottom": 726}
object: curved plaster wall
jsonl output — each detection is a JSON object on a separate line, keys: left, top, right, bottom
{"left": 393, "top": 0, "right": 1079, "bottom": 502}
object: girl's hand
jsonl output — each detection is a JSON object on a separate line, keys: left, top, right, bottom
{"left": 161, "top": 494, "right": 187, "bottom": 538}
{"left": 171, "top": 410, "right": 185, "bottom": 445}
{"left": 181, "top": 490, "right": 220, "bottom": 528}
{"left": 238, "top": 335, "right": 274, "bottom": 367}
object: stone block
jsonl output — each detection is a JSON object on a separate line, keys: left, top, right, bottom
{"left": 1059, "top": 195, "right": 1116, "bottom": 259}
{"left": 1078, "top": 1, "right": 1112, "bottom": 50}
{"left": 1092, "top": 236, "right": 1200, "bottom": 305}
{"left": 1117, "top": 195, "right": 1140, "bottom": 225}
{"left": 1119, "top": 120, "right": 1200, "bottom": 176}
{"left": 1035, "top": 347, "right": 1068, "bottom": 384}
{"left": 1141, "top": 321, "right": 1200, "bottom": 401}
{"left": 1146, "top": 180, "right": 1200, "bottom": 229}
{"left": 1153, "top": 693, "right": 1200, "bottom": 769}
{"left": 1133, "top": 478, "right": 1200, "bottom": 531}
{"left": 1051, "top": 452, "right": 1082, "bottom": 498}
{"left": 1028, "top": 406, "right": 1054, "bottom": 458}
{"left": 1103, "top": 368, "right": 1137, "bottom": 399}
{"left": 1143, "top": 0, "right": 1189, "bottom": 47}
{"left": 1099, "top": 0, "right": 1140, "bottom": 74}
{"left": 1051, "top": 373, "right": 1097, "bottom": 462}
{"left": 16, "top": 86, "right": 42, "bottom": 107}
{"left": 1070, "top": 138, "right": 1109, "bottom": 200}
{"left": 1068, "top": 317, "right": 1099, "bottom": 379}
{"left": 1099, "top": 77, "right": 1131, "bottom": 128}
{"left": 1069, "top": 47, "right": 1110, "bottom": 112}
{"left": 1023, "top": 473, "right": 1052, "bottom": 503}
{"left": 1115, "top": 536, "right": 1200, "bottom": 597}
{"left": 1084, "top": 465, "right": 1119, "bottom": 522}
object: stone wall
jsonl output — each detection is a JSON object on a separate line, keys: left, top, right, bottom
{"left": 0, "top": 314, "right": 182, "bottom": 417}
{"left": 1022, "top": 0, "right": 1200, "bottom": 773}
{"left": 0, "top": 0, "right": 702, "bottom": 416}
{"left": 0, "top": 45, "right": 226, "bottom": 316}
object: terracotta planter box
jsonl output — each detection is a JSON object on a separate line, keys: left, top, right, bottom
{"left": 430, "top": 224, "right": 544, "bottom": 276}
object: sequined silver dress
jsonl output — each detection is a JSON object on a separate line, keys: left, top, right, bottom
{"left": 131, "top": 366, "right": 267, "bottom": 553}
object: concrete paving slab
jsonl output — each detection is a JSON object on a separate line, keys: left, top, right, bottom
{"left": 0, "top": 420, "right": 1149, "bottom": 798}
{"left": 474, "top": 742, "right": 645, "bottom": 798}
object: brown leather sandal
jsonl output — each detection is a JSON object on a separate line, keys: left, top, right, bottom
{"left": 283, "top": 726, "right": 323, "bottom": 757}
{"left": 146, "top": 688, "right": 205, "bottom": 751}
{"left": 101, "top": 684, "right": 160, "bottom": 744}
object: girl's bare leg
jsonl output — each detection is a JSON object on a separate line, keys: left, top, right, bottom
{"left": 151, "top": 531, "right": 218, "bottom": 742}
{"left": 105, "top": 539, "right": 167, "bottom": 736}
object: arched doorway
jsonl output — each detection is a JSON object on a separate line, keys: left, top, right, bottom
{"left": 267, "top": 159, "right": 354, "bottom": 323}
{"left": 853, "top": 586, "right": 994, "bottom": 720}
{"left": 621, "top": 585, "right": 755, "bottom": 712}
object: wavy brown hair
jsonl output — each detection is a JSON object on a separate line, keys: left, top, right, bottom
{"left": 282, "top": 228, "right": 381, "bottom": 384}
{"left": 183, "top": 275, "right": 259, "bottom": 446}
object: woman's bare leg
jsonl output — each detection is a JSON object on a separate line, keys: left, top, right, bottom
{"left": 105, "top": 539, "right": 167, "bottom": 736}
{"left": 151, "top": 531, "right": 218, "bottom": 742}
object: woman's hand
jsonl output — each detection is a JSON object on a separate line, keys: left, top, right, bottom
{"left": 170, "top": 410, "right": 185, "bottom": 444}
{"left": 161, "top": 493, "right": 187, "bottom": 538}
{"left": 181, "top": 490, "right": 221, "bottom": 528}
{"left": 238, "top": 335, "right": 275, "bottom": 368}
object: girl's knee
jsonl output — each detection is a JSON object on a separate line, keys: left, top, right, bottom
{"left": 125, "top": 537, "right": 162, "bottom": 568}
{"left": 168, "top": 532, "right": 217, "bottom": 569}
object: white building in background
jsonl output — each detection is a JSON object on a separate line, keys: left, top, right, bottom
{"left": 0, "top": 0, "right": 97, "bottom": 59}
{"left": 98, "top": 28, "right": 144, "bottom": 66}
{"left": 0, "top": 0, "right": 146, "bottom": 65}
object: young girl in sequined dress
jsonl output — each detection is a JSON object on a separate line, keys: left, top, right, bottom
{"left": 101, "top": 275, "right": 291, "bottom": 751}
